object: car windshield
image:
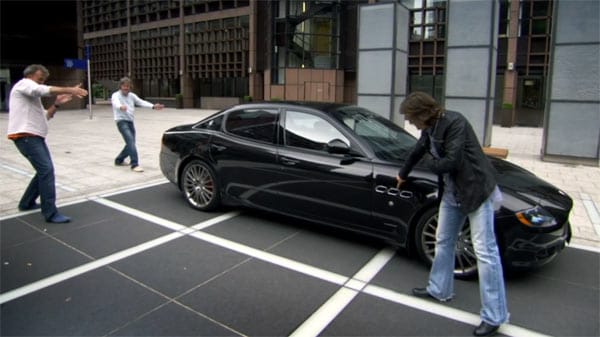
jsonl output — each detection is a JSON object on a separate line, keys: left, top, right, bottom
{"left": 331, "top": 106, "right": 417, "bottom": 162}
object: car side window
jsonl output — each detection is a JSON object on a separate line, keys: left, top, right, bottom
{"left": 284, "top": 110, "right": 349, "bottom": 151}
{"left": 195, "top": 115, "right": 223, "bottom": 130}
{"left": 225, "top": 108, "right": 278, "bottom": 144}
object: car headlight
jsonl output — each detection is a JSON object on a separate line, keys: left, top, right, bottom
{"left": 516, "top": 206, "right": 557, "bottom": 228}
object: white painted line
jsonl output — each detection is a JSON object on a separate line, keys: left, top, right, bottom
{"left": 352, "top": 247, "right": 395, "bottom": 283}
{"left": 0, "top": 162, "right": 77, "bottom": 192}
{"left": 0, "top": 232, "right": 184, "bottom": 305}
{"left": 191, "top": 211, "right": 241, "bottom": 231}
{"left": 1, "top": 163, "right": 33, "bottom": 176}
{"left": 363, "top": 284, "right": 552, "bottom": 337}
{"left": 289, "top": 287, "right": 358, "bottom": 337}
{"left": 581, "top": 197, "right": 600, "bottom": 224}
{"left": 0, "top": 180, "right": 171, "bottom": 221}
{"left": 98, "top": 178, "right": 169, "bottom": 198}
{"left": 289, "top": 249, "right": 395, "bottom": 337}
{"left": 569, "top": 243, "right": 600, "bottom": 253}
{"left": 94, "top": 198, "right": 189, "bottom": 232}
{"left": 0, "top": 207, "right": 240, "bottom": 305}
{"left": 189, "top": 231, "right": 348, "bottom": 286}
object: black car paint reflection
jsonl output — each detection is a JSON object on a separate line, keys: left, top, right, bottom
{"left": 159, "top": 102, "right": 572, "bottom": 278}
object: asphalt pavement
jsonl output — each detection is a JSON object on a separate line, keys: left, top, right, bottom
{"left": 1, "top": 104, "right": 599, "bottom": 249}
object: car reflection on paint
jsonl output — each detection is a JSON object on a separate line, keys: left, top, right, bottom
{"left": 159, "top": 101, "right": 572, "bottom": 278}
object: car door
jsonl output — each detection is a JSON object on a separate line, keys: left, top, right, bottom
{"left": 275, "top": 109, "right": 376, "bottom": 232}
{"left": 209, "top": 106, "right": 282, "bottom": 211}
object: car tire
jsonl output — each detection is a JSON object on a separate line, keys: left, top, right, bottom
{"left": 181, "top": 160, "right": 221, "bottom": 211}
{"left": 414, "top": 207, "right": 478, "bottom": 279}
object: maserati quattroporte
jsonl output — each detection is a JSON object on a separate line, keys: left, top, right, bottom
{"left": 160, "top": 102, "right": 572, "bottom": 277}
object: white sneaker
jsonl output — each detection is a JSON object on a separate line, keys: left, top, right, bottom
{"left": 131, "top": 166, "right": 144, "bottom": 172}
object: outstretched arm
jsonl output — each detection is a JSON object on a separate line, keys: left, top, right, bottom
{"left": 46, "top": 84, "right": 88, "bottom": 120}
{"left": 49, "top": 83, "right": 88, "bottom": 98}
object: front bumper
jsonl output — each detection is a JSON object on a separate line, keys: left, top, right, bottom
{"left": 501, "top": 221, "right": 571, "bottom": 269}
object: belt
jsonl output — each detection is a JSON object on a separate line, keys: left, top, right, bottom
{"left": 7, "top": 132, "right": 41, "bottom": 140}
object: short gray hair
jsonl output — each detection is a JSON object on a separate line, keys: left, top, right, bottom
{"left": 119, "top": 76, "right": 132, "bottom": 86}
{"left": 23, "top": 64, "right": 49, "bottom": 78}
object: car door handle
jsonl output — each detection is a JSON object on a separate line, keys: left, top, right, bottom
{"left": 211, "top": 144, "right": 227, "bottom": 152}
{"left": 281, "top": 157, "right": 300, "bottom": 166}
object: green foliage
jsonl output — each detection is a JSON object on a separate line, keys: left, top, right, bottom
{"left": 92, "top": 83, "right": 105, "bottom": 99}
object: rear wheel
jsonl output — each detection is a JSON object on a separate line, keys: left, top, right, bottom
{"left": 181, "top": 160, "right": 220, "bottom": 211}
{"left": 414, "top": 207, "right": 478, "bottom": 279}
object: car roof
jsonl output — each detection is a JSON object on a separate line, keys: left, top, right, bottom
{"left": 232, "top": 101, "right": 351, "bottom": 114}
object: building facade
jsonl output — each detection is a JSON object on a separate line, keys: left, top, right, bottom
{"left": 80, "top": 0, "right": 556, "bottom": 127}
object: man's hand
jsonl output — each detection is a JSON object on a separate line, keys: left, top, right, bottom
{"left": 54, "top": 94, "right": 73, "bottom": 106}
{"left": 153, "top": 103, "right": 165, "bottom": 110}
{"left": 396, "top": 175, "right": 405, "bottom": 189}
{"left": 70, "top": 83, "right": 88, "bottom": 98}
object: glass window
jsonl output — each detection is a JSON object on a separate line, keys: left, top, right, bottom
{"left": 284, "top": 110, "right": 349, "bottom": 151}
{"left": 412, "top": 27, "right": 422, "bottom": 40}
{"left": 412, "top": 12, "right": 423, "bottom": 25}
{"left": 273, "top": 1, "right": 339, "bottom": 71}
{"left": 425, "top": 10, "right": 435, "bottom": 24}
{"left": 424, "top": 26, "right": 436, "bottom": 40}
{"left": 225, "top": 108, "right": 279, "bottom": 144}
{"left": 531, "top": 19, "right": 547, "bottom": 35}
{"left": 194, "top": 115, "right": 224, "bottom": 131}
{"left": 331, "top": 106, "right": 417, "bottom": 161}
{"left": 532, "top": 1, "right": 549, "bottom": 17}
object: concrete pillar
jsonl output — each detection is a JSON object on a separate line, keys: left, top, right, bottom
{"left": 248, "top": 0, "right": 258, "bottom": 100}
{"left": 500, "top": 0, "right": 520, "bottom": 127}
{"left": 542, "top": 0, "right": 599, "bottom": 166}
{"left": 357, "top": 2, "right": 409, "bottom": 124}
{"left": 443, "top": 0, "right": 499, "bottom": 146}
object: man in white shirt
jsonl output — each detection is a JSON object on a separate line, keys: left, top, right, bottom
{"left": 111, "top": 77, "right": 164, "bottom": 172}
{"left": 7, "top": 64, "right": 88, "bottom": 223}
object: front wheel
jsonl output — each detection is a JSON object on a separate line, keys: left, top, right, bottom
{"left": 414, "top": 207, "right": 478, "bottom": 279}
{"left": 181, "top": 160, "right": 220, "bottom": 211}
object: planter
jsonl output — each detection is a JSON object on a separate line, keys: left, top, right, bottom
{"left": 500, "top": 103, "right": 514, "bottom": 127}
{"left": 175, "top": 94, "right": 183, "bottom": 109}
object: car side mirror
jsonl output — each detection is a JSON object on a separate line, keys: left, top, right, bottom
{"left": 326, "top": 139, "right": 351, "bottom": 154}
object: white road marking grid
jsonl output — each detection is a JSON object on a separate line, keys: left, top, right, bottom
{"left": 0, "top": 186, "right": 552, "bottom": 337}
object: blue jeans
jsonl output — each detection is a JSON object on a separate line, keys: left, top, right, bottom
{"left": 115, "top": 120, "right": 138, "bottom": 167}
{"left": 13, "top": 136, "right": 58, "bottom": 220}
{"left": 426, "top": 196, "right": 509, "bottom": 326}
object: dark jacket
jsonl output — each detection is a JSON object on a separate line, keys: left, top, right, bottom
{"left": 398, "top": 110, "right": 497, "bottom": 213}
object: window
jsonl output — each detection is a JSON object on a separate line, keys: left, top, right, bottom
{"left": 194, "top": 115, "right": 223, "bottom": 131}
{"left": 284, "top": 110, "right": 349, "bottom": 151}
{"left": 225, "top": 108, "right": 278, "bottom": 144}
{"left": 271, "top": 0, "right": 341, "bottom": 83}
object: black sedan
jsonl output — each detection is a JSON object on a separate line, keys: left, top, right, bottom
{"left": 159, "top": 102, "right": 572, "bottom": 277}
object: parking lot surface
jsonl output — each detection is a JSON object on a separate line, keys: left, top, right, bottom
{"left": 1, "top": 182, "right": 599, "bottom": 336}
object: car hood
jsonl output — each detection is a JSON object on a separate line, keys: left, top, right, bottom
{"left": 489, "top": 157, "right": 572, "bottom": 213}
{"left": 165, "top": 124, "right": 195, "bottom": 133}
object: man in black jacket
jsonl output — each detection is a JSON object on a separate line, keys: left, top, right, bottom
{"left": 396, "top": 92, "right": 508, "bottom": 337}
